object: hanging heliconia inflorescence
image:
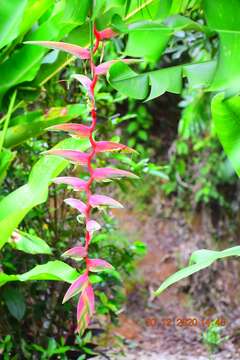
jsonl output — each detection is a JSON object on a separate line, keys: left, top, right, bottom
{"left": 26, "top": 23, "right": 139, "bottom": 334}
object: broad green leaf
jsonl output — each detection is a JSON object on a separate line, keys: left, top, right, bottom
{"left": 2, "top": 287, "right": 26, "bottom": 321}
{"left": 125, "top": 0, "right": 171, "bottom": 23}
{"left": 0, "top": 0, "right": 88, "bottom": 103}
{"left": 164, "top": 15, "right": 211, "bottom": 34}
{"left": 19, "top": 0, "right": 55, "bottom": 37}
{"left": 0, "top": 149, "right": 15, "bottom": 185}
{"left": 0, "top": 274, "right": 18, "bottom": 288}
{"left": 0, "top": 261, "right": 79, "bottom": 287}
{"left": 170, "top": 0, "right": 199, "bottom": 14}
{"left": 18, "top": 260, "right": 79, "bottom": 282}
{"left": 62, "top": 0, "right": 91, "bottom": 24}
{"left": 109, "top": 61, "right": 216, "bottom": 100}
{"left": 125, "top": 22, "right": 172, "bottom": 62}
{"left": 108, "top": 62, "right": 149, "bottom": 99}
{"left": 8, "top": 230, "right": 52, "bottom": 255}
{"left": 155, "top": 245, "right": 240, "bottom": 296}
{"left": 9, "top": 110, "right": 42, "bottom": 126}
{"left": 183, "top": 61, "right": 216, "bottom": 89}
{"left": 147, "top": 65, "right": 182, "bottom": 101}
{"left": 0, "top": 137, "right": 89, "bottom": 249}
{"left": 203, "top": 0, "right": 240, "bottom": 94}
{"left": 94, "top": 0, "right": 126, "bottom": 27}
{"left": 203, "top": 0, "right": 240, "bottom": 30}
{"left": 209, "top": 32, "right": 240, "bottom": 95}
{"left": 2, "top": 104, "right": 87, "bottom": 148}
{"left": 0, "top": 0, "right": 27, "bottom": 49}
{"left": 0, "top": 0, "right": 54, "bottom": 50}
{"left": 212, "top": 93, "right": 240, "bottom": 177}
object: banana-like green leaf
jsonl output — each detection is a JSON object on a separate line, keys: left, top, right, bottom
{"left": 108, "top": 62, "right": 149, "bottom": 99}
{"left": 0, "top": 0, "right": 54, "bottom": 50}
{"left": 0, "top": 260, "right": 79, "bottom": 287}
{"left": 0, "top": 0, "right": 27, "bottom": 49}
{"left": 18, "top": 260, "right": 79, "bottom": 282}
{"left": 155, "top": 246, "right": 240, "bottom": 296}
{"left": 0, "top": 137, "right": 89, "bottom": 249}
{"left": 108, "top": 61, "right": 216, "bottom": 100}
{"left": 204, "top": 0, "right": 240, "bottom": 95}
{"left": 147, "top": 65, "right": 182, "bottom": 101}
{"left": 19, "top": 0, "right": 55, "bottom": 37}
{"left": 0, "top": 0, "right": 89, "bottom": 104}
{"left": 1, "top": 104, "right": 87, "bottom": 148}
{"left": 8, "top": 230, "right": 52, "bottom": 255}
{"left": 170, "top": 0, "right": 200, "bottom": 14}
{"left": 124, "top": 0, "right": 171, "bottom": 23}
{"left": 212, "top": 93, "right": 240, "bottom": 177}
{"left": 125, "top": 23, "right": 172, "bottom": 62}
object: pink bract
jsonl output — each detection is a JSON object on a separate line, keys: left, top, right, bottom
{"left": 62, "top": 246, "right": 87, "bottom": 260}
{"left": 90, "top": 194, "right": 123, "bottom": 208}
{"left": 48, "top": 123, "right": 91, "bottom": 138}
{"left": 94, "top": 141, "right": 136, "bottom": 153}
{"left": 62, "top": 272, "right": 88, "bottom": 304}
{"left": 88, "top": 258, "right": 113, "bottom": 272}
{"left": 44, "top": 149, "right": 89, "bottom": 165}
{"left": 24, "top": 41, "right": 90, "bottom": 59}
{"left": 52, "top": 177, "right": 87, "bottom": 191}
{"left": 64, "top": 198, "right": 87, "bottom": 216}
{"left": 93, "top": 167, "right": 139, "bottom": 180}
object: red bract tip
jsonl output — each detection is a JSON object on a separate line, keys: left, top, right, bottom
{"left": 93, "top": 167, "right": 139, "bottom": 180}
{"left": 90, "top": 194, "right": 123, "bottom": 208}
{"left": 64, "top": 198, "right": 87, "bottom": 216}
{"left": 43, "top": 149, "right": 89, "bottom": 165}
{"left": 72, "top": 74, "right": 94, "bottom": 100}
{"left": 77, "top": 283, "right": 95, "bottom": 334}
{"left": 47, "top": 123, "right": 91, "bottom": 138}
{"left": 88, "top": 258, "right": 113, "bottom": 272}
{"left": 94, "top": 141, "right": 136, "bottom": 153}
{"left": 86, "top": 220, "right": 101, "bottom": 234}
{"left": 98, "top": 28, "right": 117, "bottom": 40}
{"left": 53, "top": 177, "right": 87, "bottom": 191}
{"left": 24, "top": 41, "right": 90, "bottom": 59}
{"left": 62, "top": 272, "right": 88, "bottom": 304}
{"left": 62, "top": 246, "right": 87, "bottom": 260}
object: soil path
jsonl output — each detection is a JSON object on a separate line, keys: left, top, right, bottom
{"left": 101, "top": 204, "right": 240, "bottom": 360}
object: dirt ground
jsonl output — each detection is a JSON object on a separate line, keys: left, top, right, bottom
{"left": 96, "top": 195, "right": 240, "bottom": 360}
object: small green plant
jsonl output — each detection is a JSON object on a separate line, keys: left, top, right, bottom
{"left": 31, "top": 337, "right": 71, "bottom": 360}
{"left": 202, "top": 320, "right": 228, "bottom": 357}
{"left": 0, "top": 336, "right": 13, "bottom": 360}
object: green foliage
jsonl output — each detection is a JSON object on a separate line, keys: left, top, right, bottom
{"left": 0, "top": 260, "right": 79, "bottom": 287}
{"left": 1, "top": 104, "right": 86, "bottom": 149}
{"left": 126, "top": 23, "right": 172, "bottom": 62}
{"left": 0, "top": 0, "right": 90, "bottom": 104}
{"left": 1, "top": 0, "right": 240, "bottom": 351}
{"left": 2, "top": 287, "right": 26, "bottom": 321}
{"left": 212, "top": 93, "right": 240, "bottom": 177}
{"left": 0, "top": 137, "right": 89, "bottom": 249}
{"left": 155, "top": 246, "right": 240, "bottom": 296}
{"left": 8, "top": 229, "right": 52, "bottom": 255}
{"left": 202, "top": 320, "right": 228, "bottom": 354}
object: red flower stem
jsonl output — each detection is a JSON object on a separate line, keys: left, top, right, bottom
{"left": 84, "top": 25, "right": 100, "bottom": 272}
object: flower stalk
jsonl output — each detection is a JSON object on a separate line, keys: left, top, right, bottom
{"left": 26, "top": 17, "right": 139, "bottom": 335}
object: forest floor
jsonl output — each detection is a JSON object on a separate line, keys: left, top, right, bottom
{"left": 96, "top": 193, "right": 240, "bottom": 360}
